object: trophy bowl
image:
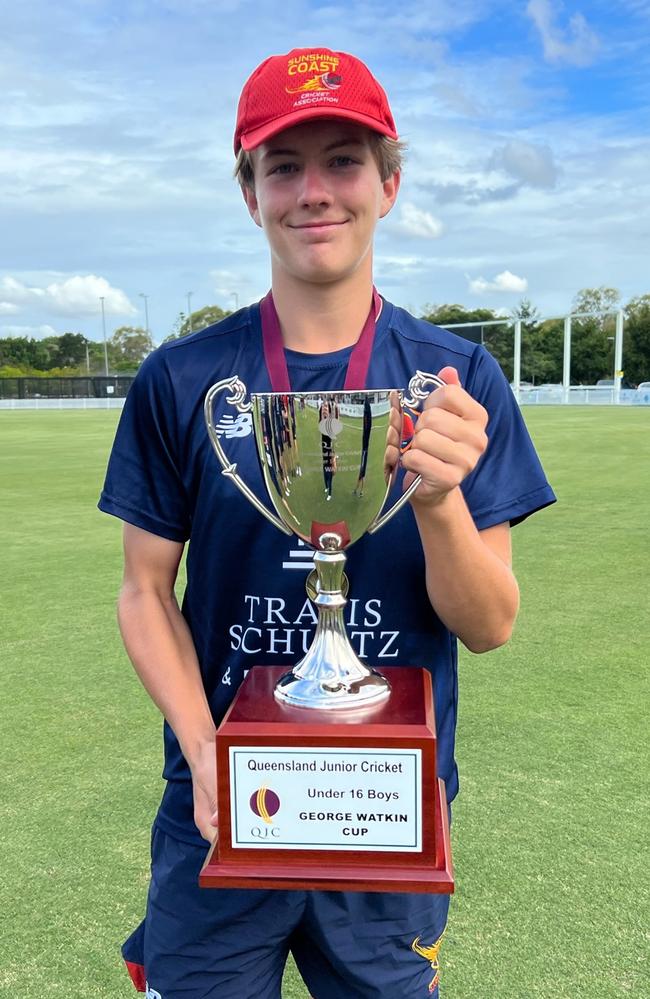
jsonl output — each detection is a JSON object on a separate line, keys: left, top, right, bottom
{"left": 251, "top": 391, "right": 393, "bottom": 550}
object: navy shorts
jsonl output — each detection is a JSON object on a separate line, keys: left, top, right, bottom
{"left": 123, "top": 825, "right": 449, "bottom": 999}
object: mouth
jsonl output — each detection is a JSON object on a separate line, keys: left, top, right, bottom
{"left": 289, "top": 221, "right": 348, "bottom": 230}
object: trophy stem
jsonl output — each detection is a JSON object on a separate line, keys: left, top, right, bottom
{"left": 274, "top": 537, "right": 391, "bottom": 710}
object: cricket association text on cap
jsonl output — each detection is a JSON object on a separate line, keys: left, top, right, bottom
{"left": 234, "top": 47, "right": 398, "bottom": 153}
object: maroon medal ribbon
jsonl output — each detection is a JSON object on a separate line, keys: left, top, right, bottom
{"left": 260, "top": 288, "right": 382, "bottom": 392}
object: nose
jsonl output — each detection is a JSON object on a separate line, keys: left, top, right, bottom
{"left": 297, "top": 164, "right": 333, "bottom": 209}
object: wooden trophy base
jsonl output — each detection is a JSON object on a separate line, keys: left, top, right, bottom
{"left": 200, "top": 666, "right": 454, "bottom": 894}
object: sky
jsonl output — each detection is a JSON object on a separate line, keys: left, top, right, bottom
{"left": 1, "top": 0, "right": 649, "bottom": 344}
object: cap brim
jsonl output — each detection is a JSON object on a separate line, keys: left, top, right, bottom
{"left": 238, "top": 106, "right": 398, "bottom": 152}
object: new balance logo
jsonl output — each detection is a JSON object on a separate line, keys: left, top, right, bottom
{"left": 145, "top": 985, "right": 162, "bottom": 999}
{"left": 215, "top": 413, "right": 253, "bottom": 438}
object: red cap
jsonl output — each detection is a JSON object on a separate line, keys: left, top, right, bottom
{"left": 234, "top": 48, "right": 398, "bottom": 153}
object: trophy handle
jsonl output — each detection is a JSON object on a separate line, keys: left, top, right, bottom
{"left": 204, "top": 376, "right": 292, "bottom": 536}
{"left": 367, "top": 371, "right": 447, "bottom": 536}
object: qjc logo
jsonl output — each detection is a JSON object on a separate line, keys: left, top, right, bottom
{"left": 215, "top": 413, "right": 253, "bottom": 439}
{"left": 250, "top": 785, "right": 281, "bottom": 837}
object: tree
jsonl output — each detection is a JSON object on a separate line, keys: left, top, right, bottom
{"left": 51, "top": 332, "right": 88, "bottom": 368}
{"left": 421, "top": 303, "right": 513, "bottom": 378}
{"left": 511, "top": 298, "right": 561, "bottom": 384}
{"left": 164, "top": 305, "right": 230, "bottom": 342}
{"left": 32, "top": 338, "right": 58, "bottom": 370}
{"left": 570, "top": 287, "right": 621, "bottom": 384}
{"left": 0, "top": 334, "right": 87, "bottom": 372}
{"left": 624, "top": 294, "right": 650, "bottom": 384}
{"left": 421, "top": 303, "right": 496, "bottom": 337}
{"left": 572, "top": 286, "right": 621, "bottom": 327}
{"left": 531, "top": 319, "right": 564, "bottom": 383}
{"left": 87, "top": 340, "right": 109, "bottom": 374}
{"left": 109, "top": 326, "right": 155, "bottom": 371}
{"left": 0, "top": 336, "right": 35, "bottom": 369}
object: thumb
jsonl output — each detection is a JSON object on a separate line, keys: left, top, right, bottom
{"left": 438, "top": 365, "right": 461, "bottom": 387}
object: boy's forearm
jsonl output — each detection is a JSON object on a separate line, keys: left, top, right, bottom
{"left": 117, "top": 588, "right": 216, "bottom": 766}
{"left": 411, "top": 487, "right": 520, "bottom": 653}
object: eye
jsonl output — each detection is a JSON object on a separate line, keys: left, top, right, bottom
{"left": 269, "top": 162, "right": 298, "bottom": 176}
{"left": 330, "top": 155, "right": 357, "bottom": 167}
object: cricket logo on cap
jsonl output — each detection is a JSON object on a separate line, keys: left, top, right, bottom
{"left": 287, "top": 72, "right": 342, "bottom": 95}
{"left": 249, "top": 786, "right": 281, "bottom": 824}
{"left": 286, "top": 52, "right": 341, "bottom": 95}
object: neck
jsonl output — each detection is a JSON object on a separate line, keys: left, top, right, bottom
{"left": 270, "top": 268, "right": 375, "bottom": 353}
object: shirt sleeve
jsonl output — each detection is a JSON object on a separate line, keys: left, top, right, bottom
{"left": 97, "top": 349, "right": 191, "bottom": 542}
{"left": 460, "top": 346, "right": 556, "bottom": 531}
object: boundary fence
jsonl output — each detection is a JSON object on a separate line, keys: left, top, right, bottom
{"left": 0, "top": 397, "right": 127, "bottom": 410}
{"left": 0, "top": 375, "right": 134, "bottom": 401}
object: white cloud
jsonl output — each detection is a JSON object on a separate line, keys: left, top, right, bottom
{"left": 0, "top": 302, "right": 19, "bottom": 315}
{"left": 0, "top": 324, "right": 58, "bottom": 339}
{"left": 468, "top": 270, "right": 529, "bottom": 294}
{"left": 374, "top": 254, "right": 428, "bottom": 279}
{"left": 527, "top": 0, "right": 601, "bottom": 66}
{"left": 396, "top": 202, "right": 444, "bottom": 239}
{"left": 0, "top": 274, "right": 136, "bottom": 318}
{"left": 490, "top": 140, "right": 558, "bottom": 189}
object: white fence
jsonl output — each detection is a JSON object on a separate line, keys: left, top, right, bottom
{"left": 0, "top": 397, "right": 126, "bottom": 410}
{"left": 517, "top": 387, "right": 650, "bottom": 406}
{"left": 2, "top": 390, "right": 650, "bottom": 411}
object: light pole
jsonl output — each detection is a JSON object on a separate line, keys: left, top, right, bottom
{"left": 187, "top": 292, "right": 193, "bottom": 334}
{"left": 230, "top": 291, "right": 239, "bottom": 312}
{"left": 99, "top": 296, "right": 109, "bottom": 376}
{"left": 139, "top": 293, "right": 150, "bottom": 338}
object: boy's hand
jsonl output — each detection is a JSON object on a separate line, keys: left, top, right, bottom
{"left": 189, "top": 739, "right": 219, "bottom": 843}
{"left": 401, "top": 366, "right": 488, "bottom": 507}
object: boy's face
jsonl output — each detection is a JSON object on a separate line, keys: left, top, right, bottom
{"left": 242, "top": 120, "right": 399, "bottom": 288}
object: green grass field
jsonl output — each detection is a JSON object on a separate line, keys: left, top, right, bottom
{"left": 0, "top": 407, "right": 647, "bottom": 998}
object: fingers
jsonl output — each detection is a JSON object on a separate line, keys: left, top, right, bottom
{"left": 437, "top": 365, "right": 461, "bottom": 387}
{"left": 421, "top": 368, "right": 488, "bottom": 434}
{"left": 196, "top": 815, "right": 218, "bottom": 843}
{"left": 414, "top": 405, "right": 488, "bottom": 452}
{"left": 401, "top": 436, "right": 481, "bottom": 488}
{"left": 403, "top": 369, "right": 488, "bottom": 503}
{"left": 194, "top": 797, "right": 219, "bottom": 841}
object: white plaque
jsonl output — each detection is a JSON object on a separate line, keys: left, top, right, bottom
{"left": 229, "top": 746, "right": 422, "bottom": 852}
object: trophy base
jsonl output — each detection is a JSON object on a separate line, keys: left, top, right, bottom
{"left": 199, "top": 666, "right": 454, "bottom": 895}
{"left": 273, "top": 667, "right": 390, "bottom": 710}
{"left": 201, "top": 776, "right": 453, "bottom": 893}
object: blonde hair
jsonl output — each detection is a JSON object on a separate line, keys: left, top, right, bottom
{"left": 234, "top": 132, "right": 406, "bottom": 190}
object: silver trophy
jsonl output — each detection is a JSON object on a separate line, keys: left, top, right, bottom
{"left": 205, "top": 374, "right": 443, "bottom": 711}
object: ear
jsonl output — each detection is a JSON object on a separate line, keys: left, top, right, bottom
{"left": 241, "top": 184, "right": 262, "bottom": 228}
{"left": 379, "top": 170, "right": 401, "bottom": 219}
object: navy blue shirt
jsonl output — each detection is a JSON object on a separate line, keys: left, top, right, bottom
{"left": 99, "top": 297, "right": 555, "bottom": 845}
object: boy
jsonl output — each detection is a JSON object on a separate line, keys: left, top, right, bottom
{"left": 99, "top": 47, "right": 555, "bottom": 999}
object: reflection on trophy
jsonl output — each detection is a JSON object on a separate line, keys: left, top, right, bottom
{"left": 200, "top": 374, "right": 454, "bottom": 895}
{"left": 204, "top": 380, "right": 440, "bottom": 709}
